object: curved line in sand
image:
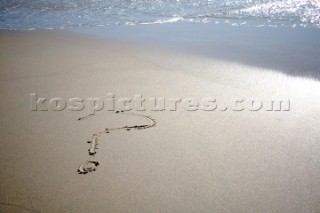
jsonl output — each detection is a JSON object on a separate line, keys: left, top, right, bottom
{"left": 77, "top": 111, "right": 156, "bottom": 174}
{"left": 0, "top": 202, "right": 41, "bottom": 213}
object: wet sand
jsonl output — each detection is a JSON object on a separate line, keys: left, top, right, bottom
{"left": 0, "top": 30, "right": 320, "bottom": 212}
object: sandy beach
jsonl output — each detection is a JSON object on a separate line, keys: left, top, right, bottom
{"left": 0, "top": 30, "right": 320, "bottom": 212}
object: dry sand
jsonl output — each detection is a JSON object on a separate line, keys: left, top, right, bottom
{"left": 0, "top": 30, "right": 320, "bottom": 212}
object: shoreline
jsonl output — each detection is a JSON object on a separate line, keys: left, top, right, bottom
{"left": 2, "top": 22, "right": 320, "bottom": 80}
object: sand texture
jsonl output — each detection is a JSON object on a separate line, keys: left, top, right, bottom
{"left": 0, "top": 30, "right": 320, "bottom": 213}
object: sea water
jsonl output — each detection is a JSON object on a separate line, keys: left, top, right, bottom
{"left": 0, "top": 0, "right": 319, "bottom": 30}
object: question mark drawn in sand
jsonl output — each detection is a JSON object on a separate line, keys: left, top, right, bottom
{"left": 0, "top": 112, "right": 156, "bottom": 212}
{"left": 77, "top": 111, "right": 156, "bottom": 174}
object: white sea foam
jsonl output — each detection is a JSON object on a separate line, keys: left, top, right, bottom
{"left": 140, "top": 17, "right": 184, "bottom": 25}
